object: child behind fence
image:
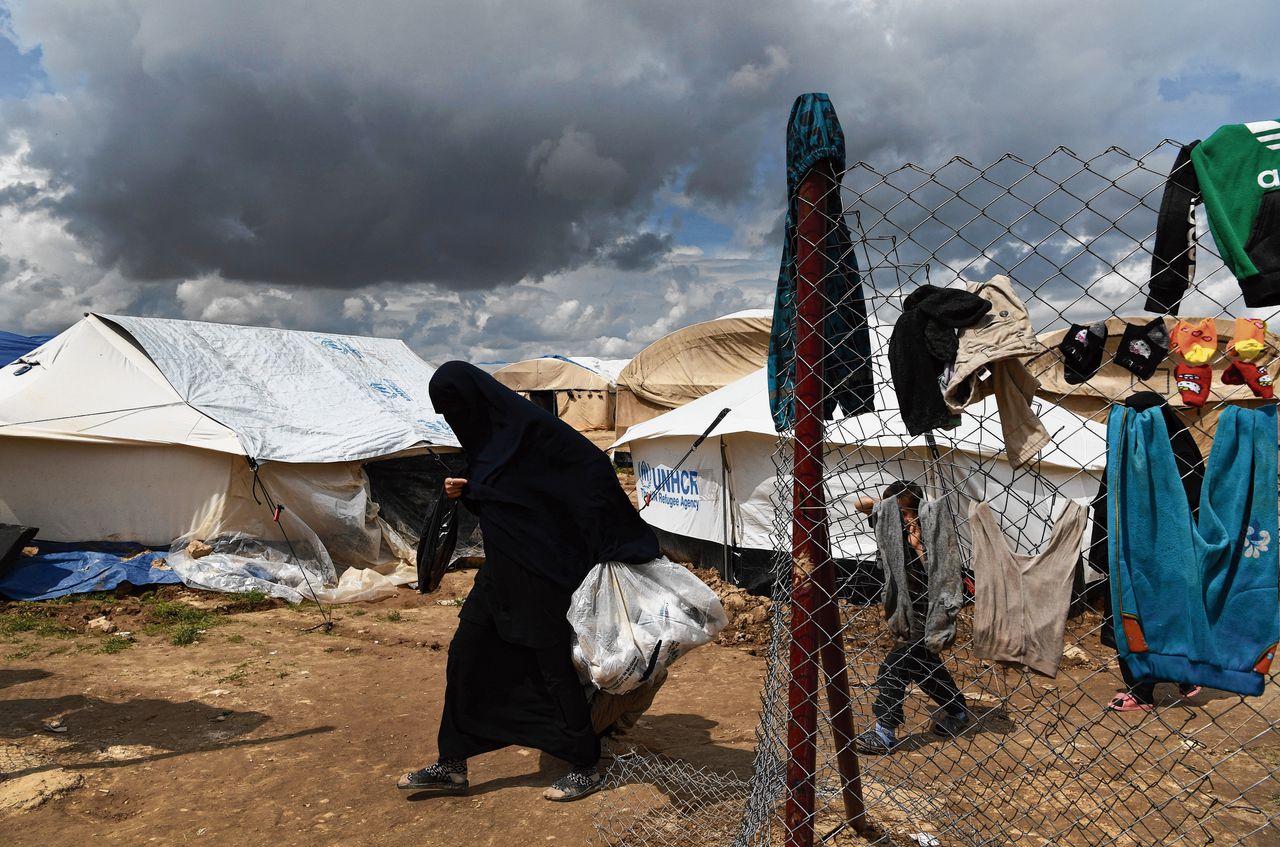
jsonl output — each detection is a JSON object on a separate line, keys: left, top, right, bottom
{"left": 852, "top": 480, "right": 970, "bottom": 753}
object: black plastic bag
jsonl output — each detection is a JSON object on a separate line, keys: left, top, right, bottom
{"left": 416, "top": 487, "right": 459, "bottom": 594}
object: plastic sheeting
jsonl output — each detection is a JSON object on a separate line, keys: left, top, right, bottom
{"left": 0, "top": 331, "right": 53, "bottom": 367}
{"left": 0, "top": 542, "right": 179, "bottom": 601}
{"left": 104, "top": 314, "right": 458, "bottom": 462}
{"left": 364, "top": 454, "right": 483, "bottom": 560}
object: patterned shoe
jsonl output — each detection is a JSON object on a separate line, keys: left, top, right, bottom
{"left": 854, "top": 727, "right": 898, "bottom": 754}
{"left": 544, "top": 766, "right": 605, "bottom": 802}
{"left": 396, "top": 761, "right": 469, "bottom": 794}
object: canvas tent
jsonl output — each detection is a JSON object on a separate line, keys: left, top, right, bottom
{"left": 614, "top": 309, "right": 772, "bottom": 439}
{"left": 0, "top": 314, "right": 459, "bottom": 601}
{"left": 492, "top": 355, "right": 628, "bottom": 431}
{"left": 613, "top": 358, "right": 1107, "bottom": 594}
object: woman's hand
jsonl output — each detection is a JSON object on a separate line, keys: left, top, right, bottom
{"left": 444, "top": 477, "right": 468, "bottom": 499}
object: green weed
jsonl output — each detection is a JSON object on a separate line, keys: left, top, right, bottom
{"left": 217, "top": 663, "right": 251, "bottom": 685}
{"left": 380, "top": 610, "right": 403, "bottom": 622}
{"left": 170, "top": 623, "right": 203, "bottom": 646}
{"left": 225, "top": 633, "right": 245, "bottom": 644}
{"left": 143, "top": 597, "right": 219, "bottom": 627}
{"left": 0, "top": 610, "right": 77, "bottom": 638}
{"left": 99, "top": 635, "right": 134, "bottom": 654}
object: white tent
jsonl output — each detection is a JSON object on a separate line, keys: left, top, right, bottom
{"left": 492, "top": 355, "right": 629, "bottom": 431}
{"left": 613, "top": 360, "right": 1107, "bottom": 591}
{"left": 0, "top": 314, "right": 459, "bottom": 600}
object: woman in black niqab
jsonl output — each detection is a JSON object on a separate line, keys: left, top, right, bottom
{"left": 398, "top": 361, "right": 658, "bottom": 802}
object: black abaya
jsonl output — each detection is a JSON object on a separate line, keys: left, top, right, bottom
{"left": 427, "top": 362, "right": 659, "bottom": 767}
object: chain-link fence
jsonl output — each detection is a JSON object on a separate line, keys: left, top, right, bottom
{"left": 596, "top": 138, "right": 1280, "bottom": 846}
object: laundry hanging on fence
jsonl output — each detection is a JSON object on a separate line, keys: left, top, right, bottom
{"left": 969, "top": 499, "right": 1088, "bottom": 677}
{"left": 767, "top": 92, "right": 875, "bottom": 431}
{"left": 942, "top": 275, "right": 1049, "bottom": 468}
{"left": 1088, "top": 392, "right": 1204, "bottom": 654}
{"left": 1223, "top": 317, "right": 1275, "bottom": 399}
{"left": 1058, "top": 321, "right": 1108, "bottom": 384}
{"left": 1107, "top": 402, "right": 1278, "bottom": 697}
{"left": 887, "top": 284, "right": 990, "bottom": 436}
{"left": 1147, "top": 120, "right": 1280, "bottom": 314}
{"left": 1114, "top": 316, "right": 1171, "bottom": 380}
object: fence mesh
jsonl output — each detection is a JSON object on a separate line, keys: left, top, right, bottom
{"left": 595, "top": 140, "right": 1280, "bottom": 847}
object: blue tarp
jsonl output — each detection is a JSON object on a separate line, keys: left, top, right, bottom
{"left": 0, "top": 541, "right": 180, "bottom": 601}
{"left": 0, "top": 331, "right": 54, "bottom": 367}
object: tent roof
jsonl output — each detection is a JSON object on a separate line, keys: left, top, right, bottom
{"left": 0, "top": 314, "right": 458, "bottom": 462}
{"left": 492, "top": 355, "right": 628, "bottom": 391}
{"left": 616, "top": 311, "right": 772, "bottom": 408}
{"left": 613, "top": 355, "right": 1107, "bottom": 472}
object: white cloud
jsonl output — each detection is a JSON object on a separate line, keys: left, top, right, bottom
{"left": 727, "top": 45, "right": 790, "bottom": 93}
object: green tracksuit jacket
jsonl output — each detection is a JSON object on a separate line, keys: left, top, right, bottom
{"left": 1147, "top": 120, "right": 1280, "bottom": 312}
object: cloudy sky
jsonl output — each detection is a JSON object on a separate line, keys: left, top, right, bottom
{"left": 0, "top": 1, "right": 1277, "bottom": 363}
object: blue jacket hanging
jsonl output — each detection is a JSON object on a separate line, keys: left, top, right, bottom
{"left": 1107, "top": 402, "right": 1279, "bottom": 697}
{"left": 767, "top": 93, "right": 874, "bottom": 431}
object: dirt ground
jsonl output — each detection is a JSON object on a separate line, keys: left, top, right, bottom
{"left": 4, "top": 554, "right": 1278, "bottom": 846}
{"left": 0, "top": 571, "right": 766, "bottom": 846}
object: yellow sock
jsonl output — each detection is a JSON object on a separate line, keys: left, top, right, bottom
{"left": 1172, "top": 319, "right": 1217, "bottom": 365}
{"left": 1228, "top": 318, "right": 1267, "bottom": 362}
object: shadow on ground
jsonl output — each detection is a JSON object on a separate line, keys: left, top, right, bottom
{"left": 0, "top": 673, "right": 333, "bottom": 778}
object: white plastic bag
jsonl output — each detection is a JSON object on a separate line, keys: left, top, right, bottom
{"left": 568, "top": 557, "right": 727, "bottom": 694}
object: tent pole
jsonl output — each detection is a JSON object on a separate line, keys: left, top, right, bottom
{"left": 786, "top": 164, "right": 867, "bottom": 847}
{"left": 721, "top": 436, "right": 732, "bottom": 583}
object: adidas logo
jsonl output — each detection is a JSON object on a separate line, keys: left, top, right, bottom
{"left": 1246, "top": 119, "right": 1280, "bottom": 151}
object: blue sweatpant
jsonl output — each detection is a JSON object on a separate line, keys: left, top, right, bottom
{"left": 1107, "top": 403, "right": 1279, "bottom": 697}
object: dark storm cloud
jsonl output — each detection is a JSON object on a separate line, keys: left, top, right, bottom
{"left": 1, "top": 1, "right": 814, "bottom": 290}
{"left": 604, "top": 232, "right": 672, "bottom": 271}
{"left": 0, "top": 0, "right": 1277, "bottom": 318}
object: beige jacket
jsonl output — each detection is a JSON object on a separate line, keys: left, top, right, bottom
{"left": 942, "top": 275, "right": 1049, "bottom": 468}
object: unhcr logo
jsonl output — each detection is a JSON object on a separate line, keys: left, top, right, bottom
{"left": 319, "top": 338, "right": 363, "bottom": 358}
{"left": 370, "top": 378, "right": 411, "bottom": 400}
{"left": 637, "top": 460, "right": 700, "bottom": 510}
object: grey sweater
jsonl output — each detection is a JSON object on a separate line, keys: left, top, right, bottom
{"left": 872, "top": 497, "right": 964, "bottom": 651}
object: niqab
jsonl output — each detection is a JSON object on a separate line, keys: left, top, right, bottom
{"left": 429, "top": 361, "right": 658, "bottom": 591}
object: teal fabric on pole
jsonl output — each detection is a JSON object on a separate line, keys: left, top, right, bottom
{"left": 766, "top": 93, "right": 874, "bottom": 431}
{"left": 1107, "top": 403, "right": 1279, "bottom": 697}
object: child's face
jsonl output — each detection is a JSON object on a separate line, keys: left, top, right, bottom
{"left": 896, "top": 495, "right": 918, "bottom": 515}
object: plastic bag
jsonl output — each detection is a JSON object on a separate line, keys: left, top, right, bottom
{"left": 415, "top": 484, "right": 459, "bottom": 593}
{"left": 568, "top": 558, "right": 727, "bottom": 694}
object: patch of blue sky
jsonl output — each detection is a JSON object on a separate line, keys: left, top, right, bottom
{"left": 1157, "top": 62, "right": 1279, "bottom": 140}
{"left": 647, "top": 204, "right": 734, "bottom": 252}
{"left": 0, "top": 25, "right": 45, "bottom": 99}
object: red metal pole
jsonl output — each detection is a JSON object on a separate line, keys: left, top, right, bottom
{"left": 785, "top": 165, "right": 829, "bottom": 847}
{"left": 785, "top": 163, "right": 867, "bottom": 847}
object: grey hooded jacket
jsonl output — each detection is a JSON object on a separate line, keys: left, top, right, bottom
{"left": 872, "top": 497, "right": 964, "bottom": 651}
